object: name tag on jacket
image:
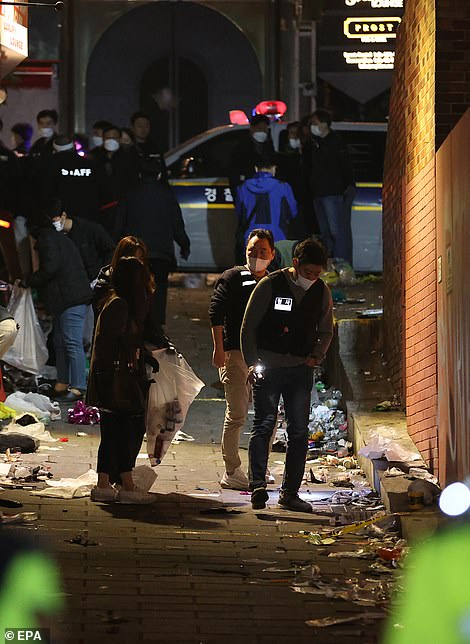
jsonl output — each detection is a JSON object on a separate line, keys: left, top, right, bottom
{"left": 274, "top": 297, "right": 293, "bottom": 311}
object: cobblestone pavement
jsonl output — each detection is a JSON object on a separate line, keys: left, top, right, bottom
{"left": 1, "top": 281, "right": 390, "bottom": 644}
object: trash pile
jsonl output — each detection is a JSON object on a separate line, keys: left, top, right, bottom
{"left": 274, "top": 371, "right": 352, "bottom": 463}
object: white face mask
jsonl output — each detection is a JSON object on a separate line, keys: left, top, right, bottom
{"left": 294, "top": 273, "right": 316, "bottom": 290}
{"left": 289, "top": 138, "right": 301, "bottom": 149}
{"left": 252, "top": 131, "right": 268, "bottom": 144}
{"left": 53, "top": 220, "right": 64, "bottom": 232}
{"left": 39, "top": 127, "right": 54, "bottom": 139}
{"left": 92, "top": 135, "right": 103, "bottom": 148}
{"left": 247, "top": 256, "right": 271, "bottom": 274}
{"left": 104, "top": 138, "right": 120, "bottom": 152}
{"left": 310, "top": 124, "right": 322, "bottom": 137}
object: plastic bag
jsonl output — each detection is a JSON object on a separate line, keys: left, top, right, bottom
{"left": 5, "top": 391, "right": 61, "bottom": 422}
{"left": 3, "top": 285, "right": 48, "bottom": 375}
{"left": 146, "top": 348, "right": 204, "bottom": 465}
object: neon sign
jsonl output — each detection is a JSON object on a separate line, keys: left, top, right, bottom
{"left": 344, "top": 16, "right": 401, "bottom": 43}
{"left": 345, "top": 0, "right": 403, "bottom": 7}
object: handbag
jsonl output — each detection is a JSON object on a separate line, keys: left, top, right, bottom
{"left": 95, "top": 341, "right": 146, "bottom": 415}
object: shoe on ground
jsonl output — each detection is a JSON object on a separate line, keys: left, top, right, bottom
{"left": 117, "top": 487, "right": 157, "bottom": 504}
{"left": 53, "top": 388, "right": 83, "bottom": 402}
{"left": 278, "top": 492, "right": 312, "bottom": 513}
{"left": 266, "top": 468, "right": 275, "bottom": 484}
{"left": 251, "top": 487, "right": 269, "bottom": 510}
{"left": 90, "top": 486, "right": 118, "bottom": 503}
{"left": 220, "top": 467, "right": 249, "bottom": 490}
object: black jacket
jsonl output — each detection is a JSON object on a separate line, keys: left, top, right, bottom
{"left": 67, "top": 217, "right": 115, "bottom": 282}
{"left": 209, "top": 266, "right": 259, "bottom": 351}
{"left": 229, "top": 132, "right": 275, "bottom": 197}
{"left": 0, "top": 143, "right": 20, "bottom": 213}
{"left": 39, "top": 150, "right": 103, "bottom": 222}
{"left": 116, "top": 178, "right": 190, "bottom": 264}
{"left": 30, "top": 228, "right": 93, "bottom": 316}
{"left": 303, "top": 131, "right": 354, "bottom": 198}
{"left": 90, "top": 146, "right": 141, "bottom": 206}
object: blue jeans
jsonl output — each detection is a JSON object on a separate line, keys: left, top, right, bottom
{"left": 314, "top": 195, "right": 352, "bottom": 263}
{"left": 53, "top": 304, "right": 87, "bottom": 390}
{"left": 249, "top": 365, "right": 313, "bottom": 495}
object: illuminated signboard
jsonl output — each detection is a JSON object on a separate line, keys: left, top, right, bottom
{"left": 344, "top": 16, "right": 401, "bottom": 43}
{"left": 345, "top": 0, "right": 403, "bottom": 7}
{"left": 0, "top": 1, "right": 28, "bottom": 79}
{"left": 317, "top": 0, "right": 405, "bottom": 104}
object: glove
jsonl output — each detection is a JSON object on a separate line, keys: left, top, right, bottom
{"left": 180, "top": 246, "right": 190, "bottom": 261}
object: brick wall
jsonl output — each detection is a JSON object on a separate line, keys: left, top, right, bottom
{"left": 383, "top": 0, "right": 437, "bottom": 470}
{"left": 436, "top": 2, "right": 470, "bottom": 148}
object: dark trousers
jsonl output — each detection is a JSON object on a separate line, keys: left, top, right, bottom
{"left": 249, "top": 364, "right": 313, "bottom": 495}
{"left": 97, "top": 410, "right": 145, "bottom": 484}
{"left": 149, "top": 258, "right": 172, "bottom": 325}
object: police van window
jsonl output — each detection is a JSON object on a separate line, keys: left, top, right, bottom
{"left": 171, "top": 130, "right": 247, "bottom": 178}
{"left": 340, "top": 130, "right": 386, "bottom": 183}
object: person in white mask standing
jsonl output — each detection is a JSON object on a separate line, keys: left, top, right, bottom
{"left": 29, "top": 109, "right": 58, "bottom": 160}
{"left": 89, "top": 124, "right": 140, "bottom": 236}
{"left": 241, "top": 238, "right": 333, "bottom": 512}
{"left": 229, "top": 114, "right": 275, "bottom": 203}
{"left": 303, "top": 108, "right": 355, "bottom": 264}
{"left": 209, "top": 229, "right": 276, "bottom": 490}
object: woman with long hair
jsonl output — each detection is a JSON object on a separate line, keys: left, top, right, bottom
{"left": 93, "top": 235, "right": 168, "bottom": 348}
{"left": 87, "top": 256, "right": 156, "bottom": 504}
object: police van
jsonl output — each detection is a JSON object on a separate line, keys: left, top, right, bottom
{"left": 165, "top": 121, "right": 386, "bottom": 273}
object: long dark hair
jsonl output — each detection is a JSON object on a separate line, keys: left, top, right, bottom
{"left": 112, "top": 256, "right": 148, "bottom": 324}
{"left": 111, "top": 236, "right": 155, "bottom": 294}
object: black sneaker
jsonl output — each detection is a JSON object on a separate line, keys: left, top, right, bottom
{"left": 278, "top": 492, "right": 313, "bottom": 513}
{"left": 251, "top": 487, "right": 269, "bottom": 510}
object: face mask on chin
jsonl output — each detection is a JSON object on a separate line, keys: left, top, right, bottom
{"left": 252, "top": 131, "right": 268, "bottom": 144}
{"left": 247, "top": 256, "right": 271, "bottom": 274}
{"left": 104, "top": 138, "right": 120, "bottom": 152}
{"left": 39, "top": 127, "right": 54, "bottom": 139}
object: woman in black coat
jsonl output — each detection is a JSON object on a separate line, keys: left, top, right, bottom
{"left": 87, "top": 257, "right": 157, "bottom": 505}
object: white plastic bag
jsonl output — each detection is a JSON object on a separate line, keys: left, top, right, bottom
{"left": 3, "top": 285, "right": 48, "bottom": 375}
{"left": 5, "top": 392, "right": 61, "bottom": 422}
{"left": 146, "top": 348, "right": 204, "bottom": 465}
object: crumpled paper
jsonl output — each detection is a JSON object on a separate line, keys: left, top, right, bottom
{"left": 30, "top": 469, "right": 98, "bottom": 498}
{"left": 67, "top": 401, "right": 100, "bottom": 425}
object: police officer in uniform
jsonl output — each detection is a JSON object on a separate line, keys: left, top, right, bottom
{"left": 241, "top": 238, "right": 333, "bottom": 512}
{"left": 209, "top": 229, "right": 275, "bottom": 490}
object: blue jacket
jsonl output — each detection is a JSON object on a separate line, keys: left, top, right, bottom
{"left": 235, "top": 172, "right": 298, "bottom": 242}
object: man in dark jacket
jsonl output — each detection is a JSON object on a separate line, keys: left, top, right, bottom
{"left": 50, "top": 203, "right": 115, "bottom": 283}
{"left": 303, "top": 109, "right": 355, "bottom": 263}
{"left": 241, "top": 238, "right": 333, "bottom": 513}
{"left": 29, "top": 202, "right": 93, "bottom": 401}
{"left": 116, "top": 156, "right": 190, "bottom": 325}
{"left": 90, "top": 125, "right": 141, "bottom": 235}
{"left": 0, "top": 119, "right": 20, "bottom": 213}
{"left": 209, "top": 229, "right": 275, "bottom": 490}
{"left": 229, "top": 114, "right": 275, "bottom": 198}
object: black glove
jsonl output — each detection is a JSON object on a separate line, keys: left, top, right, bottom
{"left": 180, "top": 246, "right": 190, "bottom": 261}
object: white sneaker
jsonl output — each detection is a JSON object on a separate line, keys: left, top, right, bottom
{"left": 90, "top": 486, "right": 118, "bottom": 503}
{"left": 117, "top": 488, "right": 157, "bottom": 504}
{"left": 266, "top": 468, "right": 275, "bottom": 485}
{"left": 220, "top": 467, "right": 249, "bottom": 490}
